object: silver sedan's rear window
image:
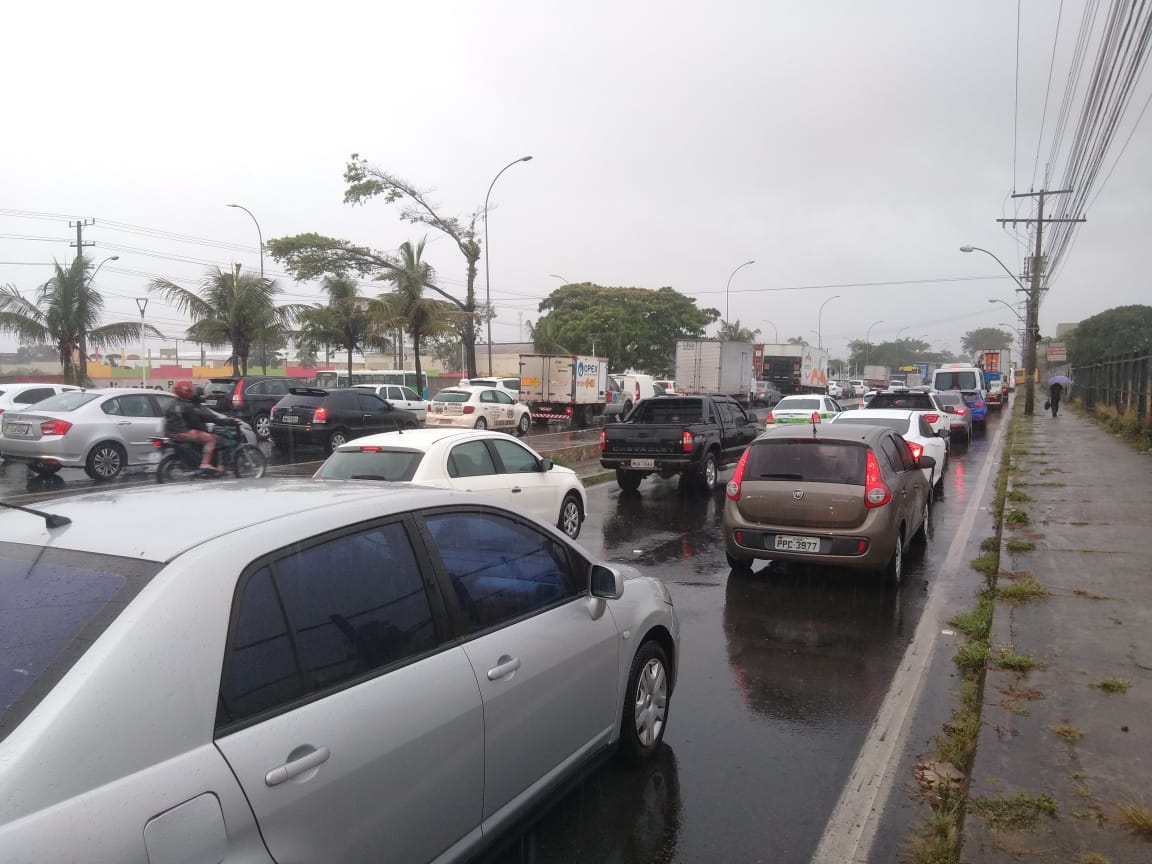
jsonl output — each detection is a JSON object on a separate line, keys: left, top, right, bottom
{"left": 22, "top": 391, "right": 99, "bottom": 412}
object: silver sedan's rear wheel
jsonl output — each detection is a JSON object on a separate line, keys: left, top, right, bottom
{"left": 619, "top": 641, "right": 670, "bottom": 763}
{"left": 85, "top": 442, "right": 125, "bottom": 480}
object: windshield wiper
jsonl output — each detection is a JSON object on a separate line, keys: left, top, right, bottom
{"left": 349, "top": 474, "right": 395, "bottom": 481}
{"left": 0, "top": 501, "right": 72, "bottom": 529}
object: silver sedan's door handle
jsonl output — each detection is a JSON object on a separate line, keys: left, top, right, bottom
{"left": 264, "top": 746, "right": 330, "bottom": 787}
{"left": 487, "top": 656, "right": 521, "bottom": 681}
{"left": 510, "top": 486, "right": 522, "bottom": 494}
{"left": 116, "top": 421, "right": 132, "bottom": 426}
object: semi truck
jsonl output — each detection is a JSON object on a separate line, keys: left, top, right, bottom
{"left": 517, "top": 354, "right": 609, "bottom": 427}
{"left": 675, "top": 340, "right": 755, "bottom": 401}
{"left": 862, "top": 365, "right": 890, "bottom": 389}
{"left": 751, "top": 343, "right": 830, "bottom": 394}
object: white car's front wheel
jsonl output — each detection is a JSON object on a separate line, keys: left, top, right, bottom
{"left": 516, "top": 413, "right": 530, "bottom": 436}
{"left": 558, "top": 493, "right": 582, "bottom": 539}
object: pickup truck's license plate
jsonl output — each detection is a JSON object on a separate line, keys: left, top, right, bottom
{"left": 774, "top": 534, "right": 821, "bottom": 553}
{"left": 630, "top": 459, "right": 655, "bottom": 469}
{"left": 282, "top": 415, "right": 298, "bottom": 424}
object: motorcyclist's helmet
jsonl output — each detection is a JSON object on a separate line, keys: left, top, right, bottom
{"left": 173, "top": 380, "right": 196, "bottom": 399}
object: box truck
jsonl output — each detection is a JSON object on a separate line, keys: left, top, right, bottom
{"left": 517, "top": 354, "right": 609, "bottom": 427}
{"left": 675, "top": 340, "right": 755, "bottom": 401}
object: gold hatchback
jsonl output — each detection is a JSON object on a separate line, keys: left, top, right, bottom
{"left": 723, "top": 423, "right": 935, "bottom": 583}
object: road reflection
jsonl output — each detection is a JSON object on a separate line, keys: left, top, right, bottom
{"left": 490, "top": 744, "right": 682, "bottom": 864}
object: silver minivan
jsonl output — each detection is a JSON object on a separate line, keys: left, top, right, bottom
{"left": 0, "top": 481, "right": 679, "bottom": 864}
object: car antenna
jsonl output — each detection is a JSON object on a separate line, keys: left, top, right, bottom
{"left": 0, "top": 501, "right": 72, "bottom": 529}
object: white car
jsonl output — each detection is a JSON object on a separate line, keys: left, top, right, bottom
{"left": 830, "top": 408, "right": 947, "bottom": 487}
{"left": 429, "top": 386, "right": 532, "bottom": 435}
{"left": 0, "top": 382, "right": 81, "bottom": 420}
{"left": 352, "top": 383, "right": 430, "bottom": 422}
{"left": 848, "top": 379, "right": 868, "bottom": 397}
{"left": 827, "top": 381, "right": 847, "bottom": 399}
{"left": 315, "top": 427, "right": 589, "bottom": 538}
{"left": 765, "top": 394, "right": 843, "bottom": 425}
{"left": 459, "top": 376, "right": 520, "bottom": 397}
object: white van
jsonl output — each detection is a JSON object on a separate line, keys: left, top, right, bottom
{"left": 605, "top": 373, "right": 659, "bottom": 420}
{"left": 932, "top": 364, "right": 984, "bottom": 394}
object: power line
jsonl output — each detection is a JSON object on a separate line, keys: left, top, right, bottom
{"left": 1013, "top": 0, "right": 1022, "bottom": 189}
{"left": 1033, "top": 0, "right": 1067, "bottom": 188}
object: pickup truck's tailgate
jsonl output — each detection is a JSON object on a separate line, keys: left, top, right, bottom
{"left": 603, "top": 424, "right": 686, "bottom": 456}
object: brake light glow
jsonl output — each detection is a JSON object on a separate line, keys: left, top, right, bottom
{"left": 726, "top": 447, "right": 750, "bottom": 500}
{"left": 40, "top": 419, "right": 72, "bottom": 436}
{"left": 765, "top": 411, "right": 775, "bottom": 425}
{"left": 811, "top": 411, "right": 821, "bottom": 424}
{"left": 955, "top": 406, "right": 967, "bottom": 416}
{"left": 907, "top": 441, "right": 924, "bottom": 461}
{"left": 232, "top": 380, "right": 244, "bottom": 407}
{"left": 923, "top": 413, "right": 939, "bottom": 424}
{"left": 359, "top": 445, "right": 382, "bottom": 452}
{"left": 682, "top": 430, "right": 694, "bottom": 453}
{"left": 565, "top": 406, "right": 573, "bottom": 414}
{"left": 864, "top": 449, "right": 891, "bottom": 508}
{"left": 973, "top": 401, "right": 985, "bottom": 409}
{"left": 599, "top": 429, "right": 607, "bottom": 451}
{"left": 463, "top": 405, "right": 476, "bottom": 414}
{"left": 314, "top": 406, "right": 328, "bottom": 423}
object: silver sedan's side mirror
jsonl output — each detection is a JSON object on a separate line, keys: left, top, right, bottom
{"left": 590, "top": 563, "right": 624, "bottom": 599}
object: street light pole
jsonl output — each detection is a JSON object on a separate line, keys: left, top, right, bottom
{"left": 484, "top": 156, "right": 533, "bottom": 376}
{"left": 761, "top": 320, "right": 778, "bottom": 342}
{"left": 135, "top": 298, "right": 149, "bottom": 387}
{"left": 988, "top": 297, "right": 1024, "bottom": 322}
{"left": 724, "top": 260, "right": 756, "bottom": 324}
{"left": 548, "top": 273, "right": 571, "bottom": 284}
{"left": 79, "top": 255, "right": 119, "bottom": 381}
{"left": 864, "top": 319, "right": 885, "bottom": 370}
{"left": 227, "top": 203, "right": 266, "bottom": 371}
{"left": 817, "top": 295, "right": 841, "bottom": 350}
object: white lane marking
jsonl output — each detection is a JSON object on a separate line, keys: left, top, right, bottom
{"left": 811, "top": 417, "right": 1008, "bottom": 864}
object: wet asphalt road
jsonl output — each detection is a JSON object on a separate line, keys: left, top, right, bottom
{"left": 1, "top": 407, "right": 1004, "bottom": 862}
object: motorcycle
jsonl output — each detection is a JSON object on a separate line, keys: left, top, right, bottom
{"left": 152, "top": 420, "right": 267, "bottom": 482}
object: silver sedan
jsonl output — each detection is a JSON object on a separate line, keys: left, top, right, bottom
{"left": 0, "top": 388, "right": 174, "bottom": 479}
{"left": 0, "top": 480, "right": 679, "bottom": 864}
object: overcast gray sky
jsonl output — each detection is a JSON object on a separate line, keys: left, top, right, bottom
{"left": 3, "top": 0, "right": 1149, "bottom": 364}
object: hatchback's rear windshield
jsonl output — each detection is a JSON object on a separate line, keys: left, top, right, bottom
{"left": 935, "top": 393, "right": 963, "bottom": 406}
{"left": 776, "top": 398, "right": 820, "bottom": 411}
{"left": 934, "top": 371, "right": 980, "bottom": 391}
{"left": 632, "top": 399, "right": 704, "bottom": 423}
{"left": 315, "top": 448, "right": 424, "bottom": 481}
{"left": 204, "top": 381, "right": 236, "bottom": 395}
{"left": 25, "top": 392, "right": 99, "bottom": 412}
{"left": 434, "top": 391, "right": 471, "bottom": 403}
{"left": 278, "top": 392, "right": 326, "bottom": 408}
{"left": 746, "top": 440, "right": 867, "bottom": 485}
{"left": 834, "top": 416, "right": 909, "bottom": 433}
{"left": 1, "top": 543, "right": 162, "bottom": 743}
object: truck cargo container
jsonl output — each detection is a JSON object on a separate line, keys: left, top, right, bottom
{"left": 751, "top": 343, "right": 830, "bottom": 394}
{"left": 675, "top": 340, "right": 754, "bottom": 400}
{"left": 517, "top": 354, "right": 609, "bottom": 427}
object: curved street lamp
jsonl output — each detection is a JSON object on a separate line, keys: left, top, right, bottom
{"left": 78, "top": 255, "right": 119, "bottom": 379}
{"left": 863, "top": 318, "right": 884, "bottom": 370}
{"left": 817, "top": 295, "right": 841, "bottom": 350}
{"left": 988, "top": 297, "right": 1024, "bottom": 322}
{"left": 761, "top": 319, "right": 778, "bottom": 342}
{"left": 724, "top": 260, "right": 756, "bottom": 323}
{"left": 549, "top": 273, "right": 571, "bottom": 284}
{"left": 484, "top": 156, "right": 533, "bottom": 374}
{"left": 959, "top": 245, "right": 1028, "bottom": 294}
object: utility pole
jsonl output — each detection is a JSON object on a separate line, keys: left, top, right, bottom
{"left": 69, "top": 218, "right": 95, "bottom": 260}
{"left": 996, "top": 190, "right": 1083, "bottom": 415}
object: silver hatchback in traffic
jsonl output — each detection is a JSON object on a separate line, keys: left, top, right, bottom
{"left": 0, "top": 480, "right": 679, "bottom": 864}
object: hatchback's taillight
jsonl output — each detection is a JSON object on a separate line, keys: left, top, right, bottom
{"left": 865, "top": 449, "right": 891, "bottom": 508}
{"left": 955, "top": 406, "right": 967, "bottom": 415}
{"left": 314, "top": 406, "right": 328, "bottom": 423}
{"left": 726, "top": 447, "right": 750, "bottom": 500}
{"left": 907, "top": 441, "right": 924, "bottom": 462}
{"left": 599, "top": 429, "right": 607, "bottom": 451}
{"left": 682, "top": 430, "right": 694, "bottom": 453}
{"left": 923, "top": 413, "right": 939, "bottom": 424}
{"left": 973, "top": 400, "right": 985, "bottom": 409}
{"left": 41, "top": 419, "right": 72, "bottom": 436}
{"left": 463, "top": 405, "right": 476, "bottom": 414}
{"left": 232, "top": 380, "right": 244, "bottom": 406}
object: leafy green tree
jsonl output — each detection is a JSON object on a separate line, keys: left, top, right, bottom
{"left": 0, "top": 258, "right": 156, "bottom": 384}
{"left": 1066, "top": 304, "right": 1152, "bottom": 365}
{"left": 296, "top": 274, "right": 393, "bottom": 381}
{"left": 149, "top": 265, "right": 305, "bottom": 377}
{"left": 717, "top": 319, "right": 760, "bottom": 342}
{"left": 531, "top": 284, "right": 718, "bottom": 374}
{"left": 846, "top": 338, "right": 940, "bottom": 370}
{"left": 961, "top": 327, "right": 1013, "bottom": 356}
{"left": 376, "top": 238, "right": 456, "bottom": 392}
{"left": 527, "top": 316, "right": 571, "bottom": 355}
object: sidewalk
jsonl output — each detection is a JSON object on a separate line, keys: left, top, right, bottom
{"left": 962, "top": 407, "right": 1152, "bottom": 862}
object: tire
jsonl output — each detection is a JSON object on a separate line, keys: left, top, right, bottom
{"left": 474, "top": 416, "right": 488, "bottom": 430}
{"left": 618, "top": 641, "right": 671, "bottom": 764}
{"left": 726, "top": 551, "right": 754, "bottom": 573}
{"left": 84, "top": 442, "right": 126, "bottom": 481}
{"left": 233, "top": 445, "right": 267, "bottom": 479}
{"left": 915, "top": 495, "right": 931, "bottom": 543}
{"left": 885, "top": 527, "right": 905, "bottom": 585}
{"left": 558, "top": 493, "right": 583, "bottom": 539}
{"left": 579, "top": 405, "right": 595, "bottom": 428}
{"left": 616, "top": 468, "right": 642, "bottom": 493}
{"left": 252, "top": 413, "right": 272, "bottom": 441}
{"left": 30, "top": 460, "right": 61, "bottom": 476}
{"left": 155, "top": 454, "right": 192, "bottom": 484}
{"left": 695, "top": 451, "right": 719, "bottom": 493}
{"left": 324, "top": 429, "right": 349, "bottom": 455}
{"left": 516, "top": 413, "right": 530, "bottom": 436}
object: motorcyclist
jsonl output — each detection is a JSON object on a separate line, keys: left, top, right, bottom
{"left": 164, "top": 380, "right": 234, "bottom": 474}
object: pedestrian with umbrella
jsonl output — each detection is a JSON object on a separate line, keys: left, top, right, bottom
{"left": 1048, "top": 375, "right": 1071, "bottom": 417}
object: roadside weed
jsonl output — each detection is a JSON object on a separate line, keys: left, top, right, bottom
{"left": 1007, "top": 489, "right": 1031, "bottom": 502}
{"left": 994, "top": 647, "right": 1035, "bottom": 672}
{"left": 1006, "top": 540, "right": 1036, "bottom": 552}
{"left": 971, "top": 792, "right": 1058, "bottom": 830}
{"left": 1091, "top": 677, "right": 1131, "bottom": 694}
{"left": 1006, "top": 509, "right": 1031, "bottom": 525}
{"left": 997, "top": 575, "right": 1049, "bottom": 604}
{"left": 1051, "top": 724, "right": 1082, "bottom": 743}
{"left": 1116, "top": 799, "right": 1152, "bottom": 836}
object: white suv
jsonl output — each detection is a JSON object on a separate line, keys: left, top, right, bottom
{"left": 848, "top": 379, "right": 867, "bottom": 397}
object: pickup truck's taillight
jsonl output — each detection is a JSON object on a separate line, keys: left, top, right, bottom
{"left": 599, "top": 429, "right": 607, "bottom": 452}
{"left": 682, "top": 431, "right": 694, "bottom": 453}
{"left": 726, "top": 447, "right": 750, "bottom": 500}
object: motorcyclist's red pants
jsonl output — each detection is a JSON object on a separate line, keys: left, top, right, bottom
{"left": 176, "top": 430, "right": 215, "bottom": 467}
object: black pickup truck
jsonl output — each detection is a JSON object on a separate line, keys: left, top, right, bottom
{"left": 599, "top": 395, "right": 759, "bottom": 493}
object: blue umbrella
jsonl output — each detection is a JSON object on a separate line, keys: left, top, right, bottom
{"left": 1049, "top": 375, "right": 1071, "bottom": 386}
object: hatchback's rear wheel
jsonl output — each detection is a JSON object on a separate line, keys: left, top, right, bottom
{"left": 619, "top": 641, "right": 670, "bottom": 764}
{"left": 885, "top": 528, "right": 905, "bottom": 585}
{"left": 726, "top": 551, "right": 754, "bottom": 573}
{"left": 474, "top": 416, "right": 488, "bottom": 430}
{"left": 324, "top": 429, "right": 349, "bottom": 455}
{"left": 253, "top": 413, "right": 271, "bottom": 441}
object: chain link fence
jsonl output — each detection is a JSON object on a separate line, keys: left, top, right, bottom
{"left": 1072, "top": 350, "right": 1152, "bottom": 424}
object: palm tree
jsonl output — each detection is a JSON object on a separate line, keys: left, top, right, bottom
{"left": 376, "top": 239, "right": 455, "bottom": 392}
{"left": 717, "top": 319, "right": 760, "bottom": 342}
{"left": 527, "top": 316, "right": 571, "bottom": 354}
{"left": 296, "top": 274, "right": 394, "bottom": 381}
{"left": 149, "top": 265, "right": 304, "bottom": 376}
{"left": 0, "top": 258, "right": 153, "bottom": 384}
{"left": 786, "top": 335, "right": 808, "bottom": 345}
